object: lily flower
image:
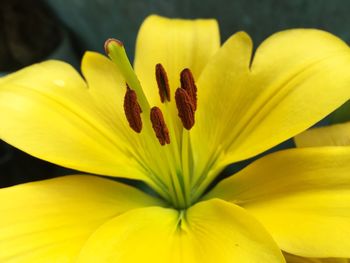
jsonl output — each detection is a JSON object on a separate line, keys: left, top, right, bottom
{"left": 1, "top": 15, "right": 350, "bottom": 262}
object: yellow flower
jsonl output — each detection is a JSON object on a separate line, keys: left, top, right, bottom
{"left": 1, "top": 15, "right": 350, "bottom": 262}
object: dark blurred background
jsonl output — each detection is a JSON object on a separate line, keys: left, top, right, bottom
{"left": 1, "top": 0, "right": 349, "bottom": 187}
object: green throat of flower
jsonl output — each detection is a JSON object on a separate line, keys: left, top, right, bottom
{"left": 105, "top": 39, "right": 216, "bottom": 210}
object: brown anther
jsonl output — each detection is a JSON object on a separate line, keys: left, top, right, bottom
{"left": 180, "top": 68, "right": 197, "bottom": 110}
{"left": 155, "top": 63, "right": 170, "bottom": 103}
{"left": 150, "top": 107, "right": 170, "bottom": 145}
{"left": 175, "top": 88, "right": 195, "bottom": 130}
{"left": 124, "top": 85, "right": 142, "bottom": 133}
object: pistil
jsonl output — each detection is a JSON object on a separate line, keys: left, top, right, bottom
{"left": 105, "top": 39, "right": 150, "bottom": 111}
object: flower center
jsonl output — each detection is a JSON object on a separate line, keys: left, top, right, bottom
{"left": 105, "top": 39, "right": 208, "bottom": 209}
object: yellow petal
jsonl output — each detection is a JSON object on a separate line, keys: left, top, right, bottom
{"left": 193, "top": 29, "right": 350, "bottom": 169}
{"left": 191, "top": 31, "right": 252, "bottom": 177}
{"left": 78, "top": 199, "right": 285, "bottom": 263}
{"left": 207, "top": 147, "right": 350, "bottom": 258}
{"left": 0, "top": 175, "right": 162, "bottom": 262}
{"left": 294, "top": 122, "right": 350, "bottom": 147}
{"left": 134, "top": 15, "right": 220, "bottom": 105}
{"left": 0, "top": 54, "right": 149, "bottom": 182}
{"left": 284, "top": 253, "right": 348, "bottom": 263}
